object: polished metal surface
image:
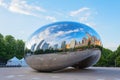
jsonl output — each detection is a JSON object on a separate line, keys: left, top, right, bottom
{"left": 25, "top": 21, "right": 102, "bottom": 72}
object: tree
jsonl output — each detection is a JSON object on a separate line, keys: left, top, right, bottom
{"left": 0, "top": 33, "right": 25, "bottom": 64}
{"left": 16, "top": 40, "right": 25, "bottom": 59}
{"left": 116, "top": 56, "right": 120, "bottom": 67}
{"left": 4, "top": 35, "right": 17, "bottom": 59}
{"left": 0, "top": 33, "right": 7, "bottom": 63}
{"left": 95, "top": 47, "right": 114, "bottom": 67}
{"left": 107, "top": 52, "right": 116, "bottom": 67}
{"left": 114, "top": 45, "right": 120, "bottom": 56}
{"left": 114, "top": 45, "right": 120, "bottom": 67}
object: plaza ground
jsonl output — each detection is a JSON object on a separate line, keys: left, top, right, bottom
{"left": 0, "top": 67, "right": 120, "bottom": 80}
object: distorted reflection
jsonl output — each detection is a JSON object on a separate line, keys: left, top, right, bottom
{"left": 25, "top": 21, "right": 102, "bottom": 55}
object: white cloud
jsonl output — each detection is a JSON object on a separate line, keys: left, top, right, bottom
{"left": 46, "top": 16, "right": 56, "bottom": 22}
{"left": 69, "top": 7, "right": 97, "bottom": 28}
{"left": 79, "top": 12, "right": 91, "bottom": 22}
{"left": 9, "top": 4, "right": 34, "bottom": 16}
{"left": 69, "top": 7, "right": 93, "bottom": 25}
{"left": 0, "top": 0, "right": 58, "bottom": 22}
{"left": 0, "top": 0, "right": 8, "bottom": 8}
{"left": 0, "top": 1, "right": 95, "bottom": 24}
{"left": 0, "top": 0, "right": 46, "bottom": 16}
{"left": 80, "top": 28, "right": 84, "bottom": 31}
{"left": 70, "top": 7, "right": 89, "bottom": 17}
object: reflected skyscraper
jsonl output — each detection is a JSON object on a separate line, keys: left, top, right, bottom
{"left": 69, "top": 39, "right": 76, "bottom": 48}
{"left": 61, "top": 41, "right": 66, "bottom": 50}
{"left": 41, "top": 42, "right": 49, "bottom": 51}
{"left": 34, "top": 40, "right": 44, "bottom": 51}
{"left": 53, "top": 44, "right": 58, "bottom": 50}
{"left": 31, "top": 43, "right": 36, "bottom": 52}
{"left": 25, "top": 21, "right": 102, "bottom": 72}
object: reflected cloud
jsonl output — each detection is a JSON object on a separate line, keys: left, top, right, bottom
{"left": 25, "top": 21, "right": 102, "bottom": 54}
{"left": 25, "top": 21, "right": 102, "bottom": 72}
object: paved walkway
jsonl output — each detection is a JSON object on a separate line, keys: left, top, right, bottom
{"left": 0, "top": 67, "right": 120, "bottom": 80}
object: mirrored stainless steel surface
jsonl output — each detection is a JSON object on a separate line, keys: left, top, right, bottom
{"left": 25, "top": 21, "right": 102, "bottom": 72}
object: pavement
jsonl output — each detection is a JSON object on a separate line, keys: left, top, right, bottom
{"left": 0, "top": 67, "right": 120, "bottom": 80}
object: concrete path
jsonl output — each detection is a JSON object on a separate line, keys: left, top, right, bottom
{"left": 0, "top": 67, "right": 120, "bottom": 80}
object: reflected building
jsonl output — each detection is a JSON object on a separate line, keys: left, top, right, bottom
{"left": 34, "top": 40, "right": 44, "bottom": 51}
{"left": 65, "top": 32, "right": 102, "bottom": 49}
{"left": 61, "top": 41, "right": 66, "bottom": 50}
{"left": 31, "top": 43, "right": 36, "bottom": 52}
{"left": 80, "top": 33, "right": 102, "bottom": 47}
{"left": 69, "top": 39, "right": 77, "bottom": 49}
{"left": 66, "top": 44, "right": 70, "bottom": 49}
{"left": 41, "top": 42, "right": 49, "bottom": 51}
{"left": 25, "top": 21, "right": 102, "bottom": 72}
{"left": 53, "top": 44, "right": 58, "bottom": 50}
{"left": 33, "top": 40, "right": 50, "bottom": 51}
{"left": 82, "top": 37, "right": 88, "bottom": 46}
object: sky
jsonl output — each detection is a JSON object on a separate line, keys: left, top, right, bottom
{"left": 0, "top": 0, "right": 120, "bottom": 51}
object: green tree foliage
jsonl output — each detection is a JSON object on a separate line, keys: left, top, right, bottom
{"left": 16, "top": 40, "right": 25, "bottom": 59}
{"left": 114, "top": 45, "right": 120, "bottom": 67}
{"left": 95, "top": 48, "right": 113, "bottom": 67}
{"left": 0, "top": 33, "right": 25, "bottom": 63}
{"left": 115, "top": 56, "right": 120, "bottom": 67}
{"left": 95, "top": 45, "right": 120, "bottom": 67}
{"left": 0, "top": 33, "right": 7, "bottom": 62}
{"left": 4, "top": 35, "right": 16, "bottom": 59}
{"left": 114, "top": 45, "right": 120, "bottom": 56}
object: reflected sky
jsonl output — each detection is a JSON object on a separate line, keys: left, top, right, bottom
{"left": 26, "top": 21, "right": 101, "bottom": 50}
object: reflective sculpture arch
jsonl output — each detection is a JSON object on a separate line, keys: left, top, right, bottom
{"left": 25, "top": 21, "right": 102, "bottom": 72}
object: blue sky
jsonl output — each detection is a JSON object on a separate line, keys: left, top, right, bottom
{"left": 0, "top": 0, "right": 120, "bottom": 51}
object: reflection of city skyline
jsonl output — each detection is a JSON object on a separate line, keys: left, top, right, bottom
{"left": 30, "top": 32, "right": 101, "bottom": 51}
{"left": 31, "top": 40, "right": 49, "bottom": 51}
{"left": 26, "top": 22, "right": 102, "bottom": 52}
{"left": 64, "top": 32, "right": 102, "bottom": 49}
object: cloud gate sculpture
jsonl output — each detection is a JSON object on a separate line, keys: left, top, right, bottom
{"left": 25, "top": 21, "right": 102, "bottom": 72}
